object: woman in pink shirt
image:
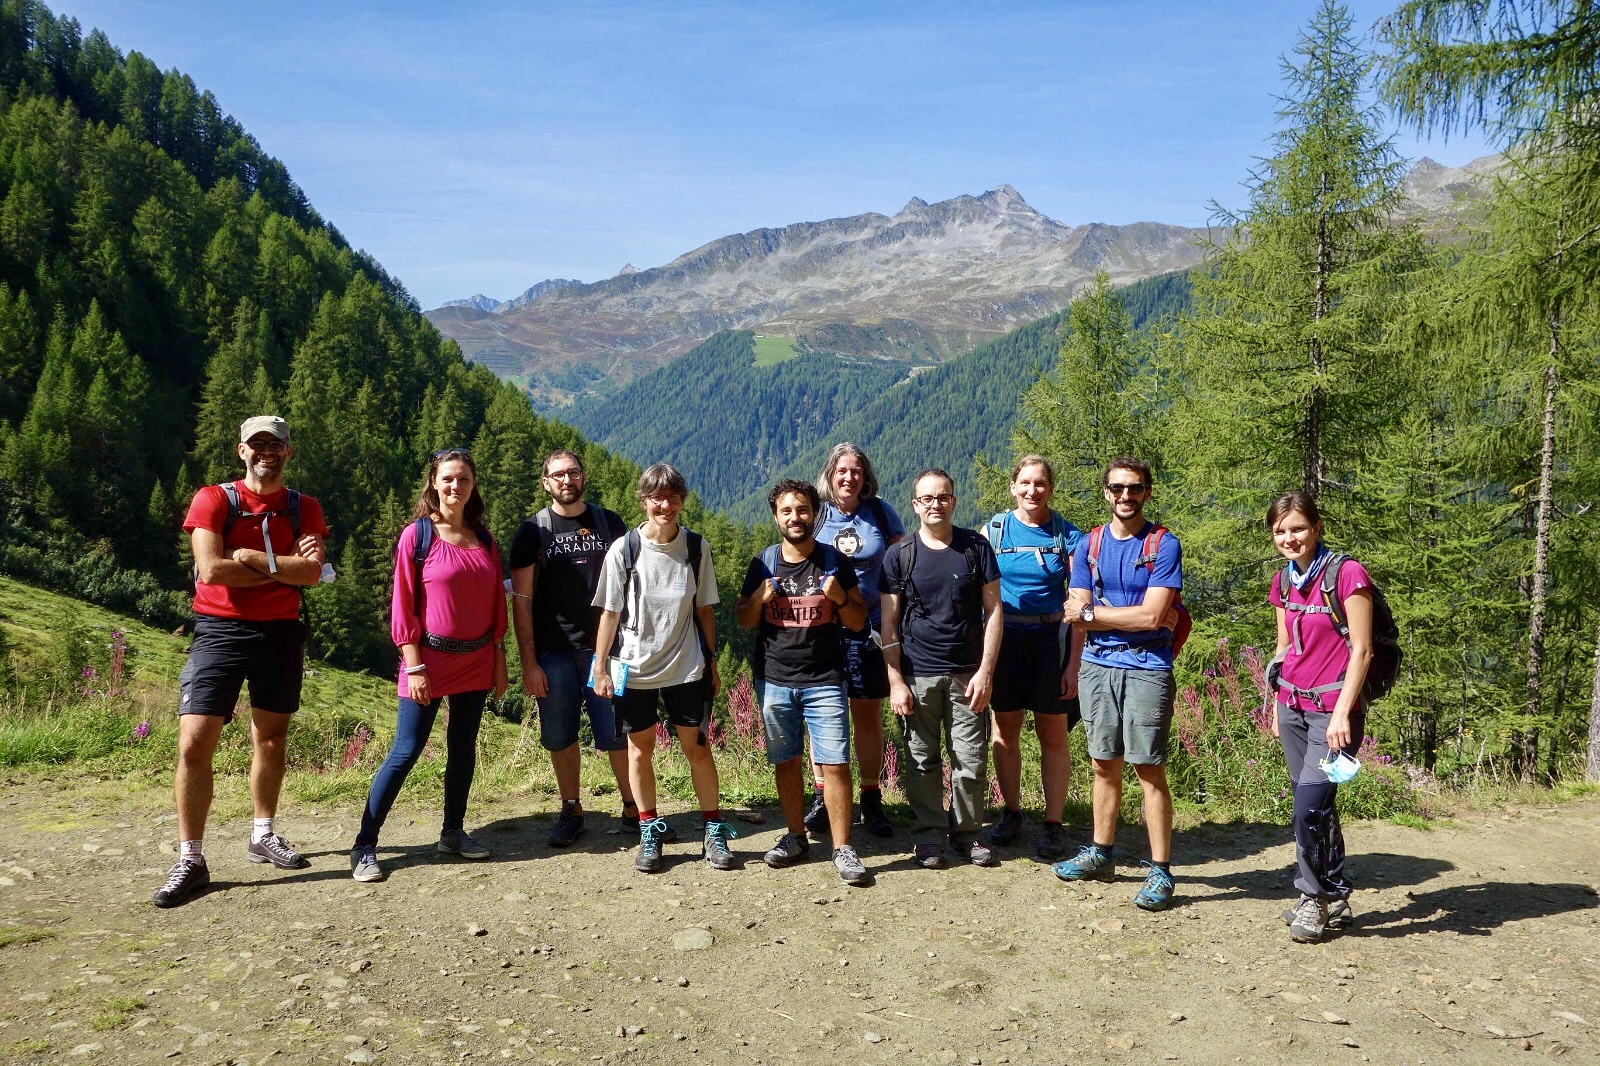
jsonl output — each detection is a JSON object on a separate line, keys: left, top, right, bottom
{"left": 1267, "top": 490, "right": 1373, "bottom": 944}
{"left": 350, "top": 448, "right": 508, "bottom": 882}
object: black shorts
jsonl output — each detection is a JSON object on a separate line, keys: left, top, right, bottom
{"left": 617, "top": 680, "right": 710, "bottom": 735}
{"left": 843, "top": 630, "right": 890, "bottom": 701}
{"left": 178, "top": 616, "right": 307, "bottom": 722}
{"left": 992, "top": 623, "right": 1080, "bottom": 725}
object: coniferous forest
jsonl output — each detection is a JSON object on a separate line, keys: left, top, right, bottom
{"left": 0, "top": 0, "right": 767, "bottom": 676}
{"left": 0, "top": 0, "right": 1596, "bottom": 786}
{"left": 999, "top": 1, "right": 1600, "bottom": 782}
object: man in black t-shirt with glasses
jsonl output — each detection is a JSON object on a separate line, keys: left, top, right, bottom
{"left": 510, "top": 449, "right": 663, "bottom": 847}
{"left": 736, "top": 479, "right": 872, "bottom": 885}
{"left": 880, "top": 468, "right": 1004, "bottom": 870}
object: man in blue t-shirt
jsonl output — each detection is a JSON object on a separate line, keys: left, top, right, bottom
{"left": 880, "top": 469, "right": 1003, "bottom": 870}
{"left": 1056, "top": 456, "right": 1182, "bottom": 912}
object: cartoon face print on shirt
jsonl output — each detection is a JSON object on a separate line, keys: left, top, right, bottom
{"left": 833, "top": 526, "right": 863, "bottom": 557}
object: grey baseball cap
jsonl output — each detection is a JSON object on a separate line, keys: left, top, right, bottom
{"left": 240, "top": 416, "right": 290, "bottom": 442}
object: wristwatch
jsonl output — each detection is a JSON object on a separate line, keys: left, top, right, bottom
{"left": 1079, "top": 604, "right": 1095, "bottom": 624}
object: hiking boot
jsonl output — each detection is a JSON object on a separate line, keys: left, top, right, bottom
{"left": 833, "top": 845, "right": 872, "bottom": 886}
{"left": 803, "top": 790, "right": 829, "bottom": 835}
{"left": 247, "top": 833, "right": 307, "bottom": 869}
{"left": 1052, "top": 844, "right": 1115, "bottom": 883}
{"left": 763, "top": 831, "right": 809, "bottom": 869}
{"left": 618, "top": 810, "right": 679, "bottom": 841}
{"left": 350, "top": 845, "right": 384, "bottom": 883}
{"left": 151, "top": 857, "right": 209, "bottom": 908}
{"left": 1133, "top": 861, "right": 1175, "bottom": 911}
{"left": 548, "top": 805, "right": 585, "bottom": 848}
{"left": 635, "top": 817, "right": 669, "bottom": 873}
{"left": 988, "top": 808, "right": 1023, "bottom": 846}
{"left": 1287, "top": 895, "right": 1328, "bottom": 942}
{"left": 1033, "top": 821, "right": 1069, "bottom": 861}
{"left": 703, "top": 820, "right": 739, "bottom": 871}
{"left": 858, "top": 790, "right": 894, "bottom": 838}
{"left": 437, "top": 830, "right": 491, "bottom": 859}
{"left": 913, "top": 841, "right": 947, "bottom": 869}
{"left": 1282, "top": 895, "right": 1352, "bottom": 930}
{"left": 966, "top": 836, "right": 999, "bottom": 867}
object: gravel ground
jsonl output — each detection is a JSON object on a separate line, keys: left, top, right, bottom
{"left": 1, "top": 779, "right": 1597, "bottom": 1065}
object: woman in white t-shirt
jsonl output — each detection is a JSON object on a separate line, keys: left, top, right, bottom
{"left": 592, "top": 464, "right": 733, "bottom": 874}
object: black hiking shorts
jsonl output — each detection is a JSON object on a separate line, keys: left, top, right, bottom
{"left": 178, "top": 616, "right": 307, "bottom": 721}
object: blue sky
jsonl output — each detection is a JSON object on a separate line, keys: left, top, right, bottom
{"left": 66, "top": 1, "right": 1494, "bottom": 309}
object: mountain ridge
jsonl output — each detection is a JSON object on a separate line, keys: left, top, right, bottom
{"left": 425, "top": 185, "right": 1211, "bottom": 403}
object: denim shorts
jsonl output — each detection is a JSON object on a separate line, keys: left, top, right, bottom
{"left": 757, "top": 681, "right": 851, "bottom": 765}
{"left": 536, "top": 650, "right": 625, "bottom": 753}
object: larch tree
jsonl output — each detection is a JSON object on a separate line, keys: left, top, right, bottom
{"left": 1176, "top": 0, "right": 1431, "bottom": 624}
{"left": 1380, "top": 0, "right": 1600, "bottom": 779}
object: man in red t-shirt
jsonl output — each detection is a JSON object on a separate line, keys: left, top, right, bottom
{"left": 152, "top": 416, "right": 330, "bottom": 908}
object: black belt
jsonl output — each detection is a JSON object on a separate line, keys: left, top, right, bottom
{"left": 1004, "top": 611, "right": 1064, "bottom": 625}
{"left": 421, "top": 630, "right": 493, "bottom": 654}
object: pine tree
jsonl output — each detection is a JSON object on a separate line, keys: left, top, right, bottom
{"left": 1005, "top": 272, "right": 1149, "bottom": 513}
{"left": 1381, "top": 0, "right": 1600, "bottom": 779}
{"left": 1175, "top": 0, "right": 1432, "bottom": 626}
{"left": 0, "top": 282, "right": 39, "bottom": 425}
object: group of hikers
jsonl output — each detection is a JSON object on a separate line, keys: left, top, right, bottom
{"left": 152, "top": 416, "right": 1379, "bottom": 945}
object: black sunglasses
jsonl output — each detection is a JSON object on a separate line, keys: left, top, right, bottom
{"left": 432, "top": 447, "right": 472, "bottom": 460}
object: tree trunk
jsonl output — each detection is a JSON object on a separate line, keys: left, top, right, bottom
{"left": 1588, "top": 617, "right": 1600, "bottom": 783}
{"left": 1519, "top": 328, "right": 1559, "bottom": 780}
{"left": 1304, "top": 175, "right": 1332, "bottom": 497}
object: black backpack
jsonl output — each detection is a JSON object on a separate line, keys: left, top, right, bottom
{"left": 531, "top": 505, "right": 625, "bottom": 568}
{"left": 196, "top": 482, "right": 304, "bottom": 590}
{"left": 1279, "top": 554, "right": 1402, "bottom": 703}
{"left": 892, "top": 531, "right": 986, "bottom": 624}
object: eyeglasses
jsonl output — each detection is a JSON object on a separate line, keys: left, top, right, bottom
{"left": 245, "top": 438, "right": 287, "bottom": 453}
{"left": 1105, "top": 483, "right": 1148, "bottom": 496}
{"left": 914, "top": 493, "right": 955, "bottom": 506}
{"left": 432, "top": 447, "right": 471, "bottom": 460}
{"left": 544, "top": 468, "right": 584, "bottom": 481}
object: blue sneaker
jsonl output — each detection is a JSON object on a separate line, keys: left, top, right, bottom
{"left": 1052, "top": 844, "right": 1115, "bottom": 883}
{"left": 1132, "top": 860, "right": 1175, "bottom": 911}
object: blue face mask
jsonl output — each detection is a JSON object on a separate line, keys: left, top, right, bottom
{"left": 1319, "top": 752, "right": 1360, "bottom": 784}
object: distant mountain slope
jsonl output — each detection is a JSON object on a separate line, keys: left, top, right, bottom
{"left": 723, "top": 270, "right": 1195, "bottom": 525}
{"left": 427, "top": 187, "right": 1210, "bottom": 405}
{"left": 440, "top": 277, "right": 582, "bottom": 314}
{"left": 567, "top": 331, "right": 907, "bottom": 509}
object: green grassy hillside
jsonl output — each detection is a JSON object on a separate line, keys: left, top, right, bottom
{"left": 727, "top": 270, "right": 1195, "bottom": 524}
{"left": 567, "top": 331, "right": 907, "bottom": 509}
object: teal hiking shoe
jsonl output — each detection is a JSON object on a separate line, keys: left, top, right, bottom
{"left": 1132, "top": 860, "right": 1175, "bottom": 911}
{"left": 703, "top": 819, "right": 739, "bottom": 871}
{"left": 635, "top": 817, "right": 670, "bottom": 873}
{"left": 1052, "top": 844, "right": 1115, "bottom": 883}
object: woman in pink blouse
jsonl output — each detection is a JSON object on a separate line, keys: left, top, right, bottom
{"left": 350, "top": 448, "right": 507, "bottom": 882}
{"left": 1267, "top": 490, "right": 1373, "bottom": 944}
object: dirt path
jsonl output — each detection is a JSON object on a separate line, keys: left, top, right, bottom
{"left": 1, "top": 781, "right": 1597, "bottom": 1065}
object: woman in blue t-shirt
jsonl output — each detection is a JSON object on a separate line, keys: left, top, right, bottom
{"left": 809, "top": 443, "right": 905, "bottom": 837}
{"left": 982, "top": 455, "right": 1083, "bottom": 861}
